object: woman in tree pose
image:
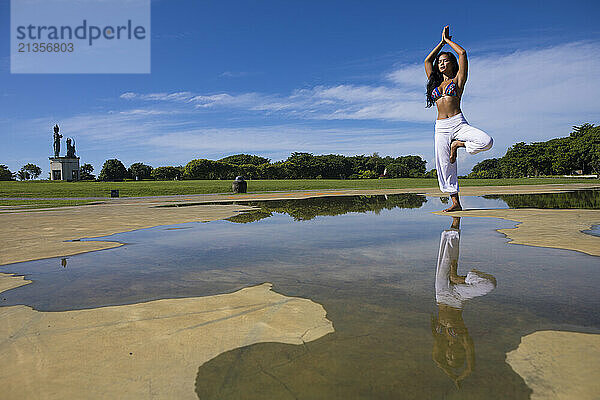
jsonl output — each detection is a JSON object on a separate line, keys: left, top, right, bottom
{"left": 424, "top": 26, "right": 493, "bottom": 212}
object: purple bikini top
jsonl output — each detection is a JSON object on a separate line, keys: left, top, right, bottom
{"left": 431, "top": 80, "right": 457, "bottom": 101}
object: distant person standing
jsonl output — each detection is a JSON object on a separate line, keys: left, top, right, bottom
{"left": 424, "top": 26, "right": 493, "bottom": 212}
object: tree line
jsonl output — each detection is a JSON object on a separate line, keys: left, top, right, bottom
{"left": 0, "top": 163, "right": 96, "bottom": 181}
{"left": 2, "top": 122, "right": 596, "bottom": 181}
{"left": 85, "top": 152, "right": 431, "bottom": 181}
{"left": 0, "top": 163, "right": 42, "bottom": 181}
{"left": 468, "top": 123, "right": 600, "bottom": 178}
{"left": 1, "top": 152, "right": 430, "bottom": 181}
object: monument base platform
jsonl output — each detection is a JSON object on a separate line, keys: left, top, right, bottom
{"left": 49, "top": 157, "right": 80, "bottom": 181}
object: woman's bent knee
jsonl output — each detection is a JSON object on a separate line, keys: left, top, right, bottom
{"left": 482, "top": 136, "right": 493, "bottom": 151}
{"left": 467, "top": 135, "right": 493, "bottom": 154}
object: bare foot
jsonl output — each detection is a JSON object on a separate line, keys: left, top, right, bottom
{"left": 450, "top": 216, "right": 461, "bottom": 229}
{"left": 449, "top": 274, "right": 466, "bottom": 284}
{"left": 449, "top": 141, "right": 462, "bottom": 164}
{"left": 443, "top": 204, "right": 462, "bottom": 212}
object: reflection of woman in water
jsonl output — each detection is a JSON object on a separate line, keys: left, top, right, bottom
{"left": 431, "top": 217, "right": 496, "bottom": 387}
{"left": 424, "top": 26, "right": 493, "bottom": 212}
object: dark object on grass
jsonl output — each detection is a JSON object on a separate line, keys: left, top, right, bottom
{"left": 111, "top": 189, "right": 120, "bottom": 198}
{"left": 232, "top": 176, "right": 247, "bottom": 193}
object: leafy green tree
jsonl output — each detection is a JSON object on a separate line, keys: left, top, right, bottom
{"left": 358, "top": 170, "right": 378, "bottom": 179}
{"left": 365, "top": 153, "right": 386, "bottom": 175}
{"left": 184, "top": 159, "right": 233, "bottom": 180}
{"left": 285, "top": 152, "right": 318, "bottom": 179}
{"left": 152, "top": 166, "right": 183, "bottom": 180}
{"left": 549, "top": 140, "right": 576, "bottom": 175}
{"left": 469, "top": 158, "right": 501, "bottom": 178}
{"left": 17, "top": 163, "right": 42, "bottom": 180}
{"left": 384, "top": 163, "right": 409, "bottom": 178}
{"left": 0, "top": 165, "right": 14, "bottom": 181}
{"left": 348, "top": 155, "right": 370, "bottom": 175}
{"left": 499, "top": 142, "right": 535, "bottom": 177}
{"left": 569, "top": 124, "right": 600, "bottom": 174}
{"left": 313, "top": 154, "right": 353, "bottom": 179}
{"left": 236, "top": 164, "right": 260, "bottom": 179}
{"left": 128, "top": 163, "right": 153, "bottom": 180}
{"left": 424, "top": 169, "right": 437, "bottom": 178}
{"left": 471, "top": 123, "right": 600, "bottom": 178}
{"left": 571, "top": 123, "right": 595, "bottom": 137}
{"left": 218, "top": 154, "right": 270, "bottom": 166}
{"left": 26, "top": 163, "right": 42, "bottom": 179}
{"left": 98, "top": 159, "right": 128, "bottom": 181}
{"left": 392, "top": 155, "right": 427, "bottom": 177}
{"left": 257, "top": 163, "right": 286, "bottom": 179}
{"left": 80, "top": 163, "right": 95, "bottom": 180}
{"left": 17, "top": 170, "right": 30, "bottom": 180}
{"left": 183, "top": 159, "right": 212, "bottom": 180}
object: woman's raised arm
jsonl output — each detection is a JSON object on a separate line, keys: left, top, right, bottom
{"left": 424, "top": 39, "right": 445, "bottom": 79}
{"left": 442, "top": 26, "right": 468, "bottom": 87}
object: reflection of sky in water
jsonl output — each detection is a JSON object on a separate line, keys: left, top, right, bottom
{"left": 1, "top": 195, "right": 599, "bottom": 328}
{"left": 584, "top": 225, "right": 600, "bottom": 237}
{"left": 2, "top": 193, "right": 600, "bottom": 398}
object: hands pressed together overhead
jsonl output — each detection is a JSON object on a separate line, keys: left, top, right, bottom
{"left": 442, "top": 25, "right": 452, "bottom": 43}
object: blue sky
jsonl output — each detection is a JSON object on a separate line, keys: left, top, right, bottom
{"left": 1, "top": 0, "right": 599, "bottom": 177}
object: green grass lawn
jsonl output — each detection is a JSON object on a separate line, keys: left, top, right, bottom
{"left": 0, "top": 177, "right": 597, "bottom": 199}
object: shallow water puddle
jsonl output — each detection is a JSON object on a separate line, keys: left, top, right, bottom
{"left": 1, "top": 192, "right": 599, "bottom": 399}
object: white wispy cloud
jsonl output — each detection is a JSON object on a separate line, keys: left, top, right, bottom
{"left": 220, "top": 71, "right": 250, "bottom": 78}
{"left": 120, "top": 91, "right": 195, "bottom": 102}
{"left": 119, "top": 92, "right": 137, "bottom": 100}
{"left": 64, "top": 113, "right": 430, "bottom": 160}
{"left": 116, "top": 109, "right": 183, "bottom": 116}
{"left": 119, "top": 41, "right": 598, "bottom": 129}
{"left": 5, "top": 108, "right": 432, "bottom": 174}
{"left": 6, "top": 41, "right": 598, "bottom": 175}
{"left": 114, "top": 40, "right": 599, "bottom": 172}
{"left": 143, "top": 126, "right": 429, "bottom": 157}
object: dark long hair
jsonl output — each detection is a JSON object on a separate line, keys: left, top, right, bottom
{"left": 426, "top": 52, "right": 458, "bottom": 108}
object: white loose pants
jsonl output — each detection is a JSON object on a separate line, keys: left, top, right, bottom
{"left": 434, "top": 113, "right": 493, "bottom": 194}
{"left": 436, "top": 229, "right": 496, "bottom": 309}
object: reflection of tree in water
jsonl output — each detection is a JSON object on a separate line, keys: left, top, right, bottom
{"left": 226, "top": 211, "right": 273, "bottom": 224}
{"left": 226, "top": 194, "right": 427, "bottom": 223}
{"left": 484, "top": 189, "right": 600, "bottom": 209}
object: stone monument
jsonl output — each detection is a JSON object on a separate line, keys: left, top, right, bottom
{"left": 66, "top": 137, "right": 76, "bottom": 158}
{"left": 49, "top": 124, "right": 80, "bottom": 181}
{"left": 53, "top": 124, "right": 62, "bottom": 158}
